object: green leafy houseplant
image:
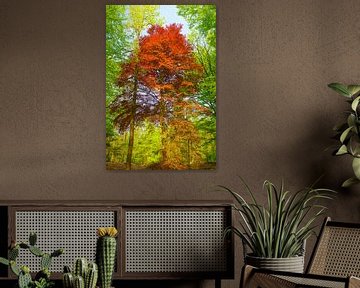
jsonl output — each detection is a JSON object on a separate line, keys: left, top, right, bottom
{"left": 328, "top": 83, "right": 360, "bottom": 187}
{"left": 221, "top": 179, "right": 334, "bottom": 259}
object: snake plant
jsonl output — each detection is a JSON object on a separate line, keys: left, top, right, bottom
{"left": 221, "top": 179, "right": 335, "bottom": 258}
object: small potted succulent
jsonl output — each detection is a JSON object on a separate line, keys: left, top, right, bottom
{"left": 221, "top": 178, "right": 334, "bottom": 272}
{"left": 328, "top": 82, "right": 360, "bottom": 187}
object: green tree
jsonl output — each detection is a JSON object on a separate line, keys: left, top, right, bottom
{"left": 106, "top": 5, "right": 128, "bottom": 140}
{"left": 177, "top": 5, "right": 217, "bottom": 163}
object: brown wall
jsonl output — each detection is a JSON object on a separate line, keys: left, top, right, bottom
{"left": 1, "top": 0, "right": 360, "bottom": 287}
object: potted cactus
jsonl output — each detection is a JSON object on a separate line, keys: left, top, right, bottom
{"left": 62, "top": 258, "right": 98, "bottom": 288}
{"left": 0, "top": 232, "right": 63, "bottom": 288}
{"left": 96, "top": 227, "right": 118, "bottom": 288}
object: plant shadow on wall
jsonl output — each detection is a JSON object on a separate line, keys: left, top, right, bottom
{"left": 105, "top": 5, "right": 216, "bottom": 171}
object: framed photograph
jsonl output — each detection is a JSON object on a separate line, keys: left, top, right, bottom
{"left": 106, "top": 5, "right": 216, "bottom": 170}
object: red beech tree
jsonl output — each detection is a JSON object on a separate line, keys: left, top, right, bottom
{"left": 112, "top": 24, "right": 203, "bottom": 169}
{"left": 138, "top": 24, "right": 203, "bottom": 168}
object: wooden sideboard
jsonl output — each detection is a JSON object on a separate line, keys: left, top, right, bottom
{"left": 0, "top": 201, "right": 234, "bottom": 288}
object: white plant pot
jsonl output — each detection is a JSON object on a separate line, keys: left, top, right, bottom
{"left": 245, "top": 254, "right": 305, "bottom": 273}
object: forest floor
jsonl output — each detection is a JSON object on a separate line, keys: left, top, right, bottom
{"left": 106, "top": 162, "right": 216, "bottom": 170}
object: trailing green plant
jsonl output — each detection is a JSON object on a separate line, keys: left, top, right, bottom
{"left": 328, "top": 82, "right": 360, "bottom": 187}
{"left": 62, "top": 258, "right": 98, "bottom": 288}
{"left": 96, "top": 227, "right": 118, "bottom": 288}
{"left": 0, "top": 232, "right": 63, "bottom": 288}
{"left": 221, "top": 179, "right": 335, "bottom": 258}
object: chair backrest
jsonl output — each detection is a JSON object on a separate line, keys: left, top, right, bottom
{"left": 307, "top": 217, "right": 360, "bottom": 277}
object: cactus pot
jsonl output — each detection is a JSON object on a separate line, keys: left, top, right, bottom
{"left": 245, "top": 254, "right": 304, "bottom": 273}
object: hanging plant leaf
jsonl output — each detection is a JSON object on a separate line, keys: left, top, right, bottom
{"left": 352, "top": 157, "right": 360, "bottom": 179}
{"left": 340, "top": 127, "right": 353, "bottom": 143}
{"left": 336, "top": 145, "right": 348, "bottom": 155}
{"left": 347, "top": 85, "right": 360, "bottom": 97}
{"left": 347, "top": 114, "right": 356, "bottom": 128}
{"left": 328, "top": 83, "right": 351, "bottom": 97}
{"left": 349, "top": 135, "right": 360, "bottom": 157}
{"left": 351, "top": 96, "right": 360, "bottom": 111}
{"left": 342, "top": 177, "right": 360, "bottom": 188}
{"left": 329, "top": 82, "right": 360, "bottom": 186}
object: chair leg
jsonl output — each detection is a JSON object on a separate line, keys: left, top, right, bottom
{"left": 240, "top": 265, "right": 255, "bottom": 288}
{"left": 215, "top": 278, "right": 221, "bottom": 288}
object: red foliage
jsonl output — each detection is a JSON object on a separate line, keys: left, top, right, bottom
{"left": 111, "top": 24, "right": 205, "bottom": 169}
{"left": 113, "top": 24, "right": 203, "bottom": 133}
{"left": 139, "top": 24, "right": 202, "bottom": 99}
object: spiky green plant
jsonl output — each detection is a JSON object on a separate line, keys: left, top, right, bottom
{"left": 328, "top": 82, "right": 360, "bottom": 187}
{"left": 74, "top": 258, "right": 88, "bottom": 280}
{"left": 96, "top": 227, "right": 118, "bottom": 288}
{"left": 0, "top": 232, "right": 63, "bottom": 288}
{"left": 62, "top": 260, "right": 98, "bottom": 288}
{"left": 85, "top": 262, "right": 98, "bottom": 288}
{"left": 221, "top": 179, "right": 335, "bottom": 258}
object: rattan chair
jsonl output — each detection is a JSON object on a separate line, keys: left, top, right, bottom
{"left": 241, "top": 217, "right": 360, "bottom": 288}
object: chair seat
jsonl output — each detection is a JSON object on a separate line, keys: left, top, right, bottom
{"left": 277, "top": 274, "right": 346, "bottom": 288}
{"left": 241, "top": 218, "right": 360, "bottom": 288}
{"left": 242, "top": 266, "right": 360, "bottom": 288}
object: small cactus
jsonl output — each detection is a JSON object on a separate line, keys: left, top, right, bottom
{"left": 41, "top": 253, "right": 52, "bottom": 270}
{"left": 18, "top": 269, "right": 32, "bottom": 288}
{"left": 9, "top": 247, "right": 19, "bottom": 260}
{"left": 63, "top": 259, "right": 98, "bottom": 288}
{"left": 96, "top": 227, "right": 118, "bottom": 288}
{"left": 19, "top": 243, "right": 29, "bottom": 249}
{"left": 29, "top": 232, "right": 37, "bottom": 246}
{"left": 74, "top": 258, "right": 88, "bottom": 279}
{"left": 29, "top": 245, "right": 44, "bottom": 257}
{"left": 51, "top": 248, "right": 64, "bottom": 258}
{"left": 10, "top": 260, "right": 20, "bottom": 276}
{"left": 63, "top": 272, "right": 74, "bottom": 288}
{"left": 64, "top": 265, "right": 72, "bottom": 273}
{"left": 85, "top": 263, "right": 98, "bottom": 288}
{"left": 0, "top": 232, "right": 63, "bottom": 288}
{"left": 74, "top": 275, "right": 85, "bottom": 288}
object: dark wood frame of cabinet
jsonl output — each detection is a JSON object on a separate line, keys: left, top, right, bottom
{"left": 0, "top": 201, "right": 234, "bottom": 285}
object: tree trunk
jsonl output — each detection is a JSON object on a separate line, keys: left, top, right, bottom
{"left": 187, "top": 139, "right": 191, "bottom": 168}
{"left": 126, "top": 65, "right": 139, "bottom": 170}
{"left": 159, "top": 99, "right": 167, "bottom": 164}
